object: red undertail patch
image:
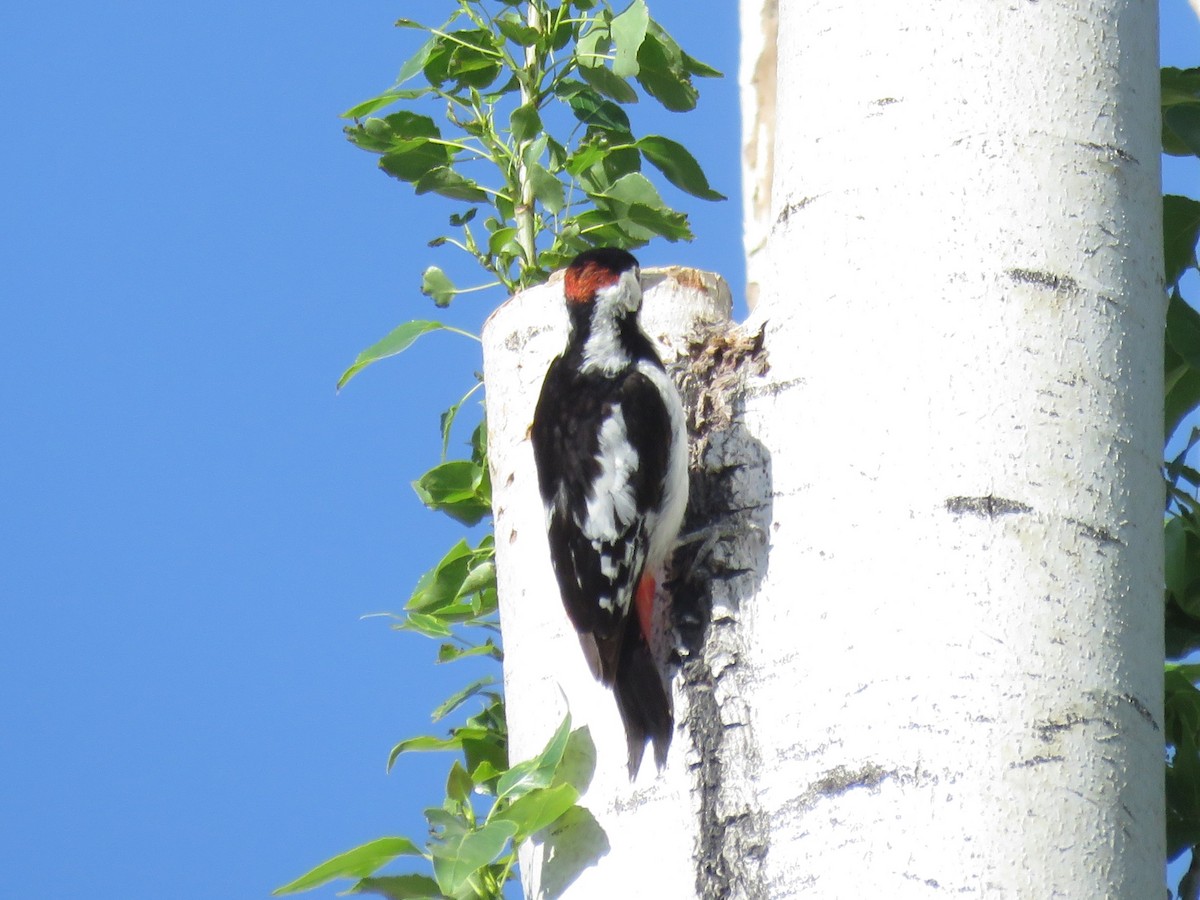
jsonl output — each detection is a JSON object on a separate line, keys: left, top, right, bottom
{"left": 635, "top": 574, "right": 656, "bottom": 647}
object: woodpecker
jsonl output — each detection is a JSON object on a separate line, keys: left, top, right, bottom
{"left": 530, "top": 247, "right": 688, "bottom": 777}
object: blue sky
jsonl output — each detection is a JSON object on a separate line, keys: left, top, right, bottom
{"left": 1, "top": 3, "right": 1196, "bottom": 899}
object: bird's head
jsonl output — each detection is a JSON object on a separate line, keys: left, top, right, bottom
{"left": 563, "top": 247, "right": 642, "bottom": 318}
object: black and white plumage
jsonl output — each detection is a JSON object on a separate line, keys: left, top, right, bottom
{"left": 530, "top": 247, "right": 688, "bottom": 776}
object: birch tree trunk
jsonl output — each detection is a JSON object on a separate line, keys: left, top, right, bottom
{"left": 486, "top": 0, "right": 1165, "bottom": 896}
{"left": 736, "top": 0, "right": 1165, "bottom": 895}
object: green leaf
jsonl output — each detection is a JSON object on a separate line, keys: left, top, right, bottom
{"left": 413, "top": 460, "right": 491, "bottom": 525}
{"left": 1168, "top": 291, "right": 1200, "bottom": 371}
{"left": 488, "top": 226, "right": 519, "bottom": 257}
{"left": 635, "top": 27, "right": 697, "bottom": 112}
{"left": 457, "top": 558, "right": 496, "bottom": 602}
{"left": 1168, "top": 516, "right": 1190, "bottom": 604}
{"left": 1167, "top": 364, "right": 1200, "bottom": 442}
{"left": 462, "top": 732, "right": 508, "bottom": 787}
{"left": 388, "top": 731, "right": 483, "bottom": 772}
{"left": 1163, "top": 67, "right": 1200, "bottom": 107}
{"left": 565, "top": 141, "right": 608, "bottom": 176}
{"left": 395, "top": 35, "right": 439, "bottom": 87}
{"left": 380, "top": 142, "right": 452, "bottom": 183}
{"left": 337, "top": 321, "right": 450, "bottom": 391}
{"left": 470, "top": 760, "right": 504, "bottom": 787}
{"left": 578, "top": 63, "right": 639, "bottom": 104}
{"left": 349, "top": 874, "right": 443, "bottom": 900}
{"left": 273, "top": 837, "right": 422, "bottom": 895}
{"left": 529, "top": 164, "right": 566, "bottom": 214}
{"left": 1166, "top": 195, "right": 1200, "bottom": 288}
{"left": 404, "top": 537, "right": 495, "bottom": 625}
{"left": 408, "top": 539, "right": 480, "bottom": 613}
{"left": 446, "top": 760, "right": 473, "bottom": 807}
{"left": 421, "top": 267, "right": 457, "bottom": 307}
{"left": 495, "top": 13, "right": 539, "bottom": 47}
{"left": 628, "top": 203, "right": 692, "bottom": 241}
{"left": 429, "top": 819, "right": 518, "bottom": 896}
{"left": 637, "top": 135, "right": 725, "bottom": 200}
{"left": 510, "top": 102, "right": 542, "bottom": 144}
{"left": 548, "top": 14, "right": 575, "bottom": 51}
{"left": 444, "top": 30, "right": 504, "bottom": 89}
{"left": 567, "top": 89, "right": 632, "bottom": 135}
{"left": 592, "top": 172, "right": 691, "bottom": 242}
{"left": 681, "top": 50, "right": 722, "bottom": 78}
{"left": 437, "top": 639, "right": 500, "bottom": 664}
{"left": 470, "top": 420, "right": 488, "bottom": 465}
{"left": 495, "top": 783, "right": 579, "bottom": 842}
{"left": 350, "top": 111, "right": 444, "bottom": 158}
{"left": 422, "top": 38, "right": 455, "bottom": 87}
{"left": 1163, "top": 67, "right": 1200, "bottom": 156}
{"left": 610, "top": 0, "right": 649, "bottom": 78}
{"left": 432, "top": 676, "right": 497, "bottom": 722}
{"left": 521, "top": 131, "right": 549, "bottom": 169}
{"left": 400, "top": 612, "right": 455, "bottom": 639}
{"left": 425, "top": 806, "right": 468, "bottom": 838}
{"left": 1169, "top": 588, "right": 1200, "bottom": 659}
{"left": 573, "top": 23, "right": 610, "bottom": 69}
{"left": 497, "top": 714, "right": 572, "bottom": 800}
{"left": 439, "top": 381, "right": 482, "bottom": 459}
{"left": 344, "top": 90, "right": 417, "bottom": 120}
{"left": 415, "top": 168, "right": 489, "bottom": 204}
{"left": 1166, "top": 105, "right": 1200, "bottom": 159}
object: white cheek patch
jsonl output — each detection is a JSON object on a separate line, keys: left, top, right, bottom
{"left": 580, "top": 269, "right": 642, "bottom": 374}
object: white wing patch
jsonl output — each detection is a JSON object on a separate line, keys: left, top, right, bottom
{"left": 583, "top": 404, "right": 639, "bottom": 540}
{"left": 578, "top": 402, "right": 645, "bottom": 616}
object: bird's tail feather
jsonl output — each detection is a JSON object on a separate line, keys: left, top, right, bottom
{"left": 614, "top": 625, "right": 673, "bottom": 779}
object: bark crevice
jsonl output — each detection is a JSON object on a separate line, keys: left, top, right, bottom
{"left": 667, "top": 321, "right": 772, "bottom": 900}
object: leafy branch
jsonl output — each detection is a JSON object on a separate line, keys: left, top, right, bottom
{"left": 1161, "top": 64, "right": 1200, "bottom": 898}
{"left": 340, "top": 0, "right": 722, "bottom": 313}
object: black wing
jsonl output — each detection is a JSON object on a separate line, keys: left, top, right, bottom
{"left": 530, "top": 358, "right": 672, "bottom": 682}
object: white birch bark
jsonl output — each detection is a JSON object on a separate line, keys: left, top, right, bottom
{"left": 734, "top": 1, "right": 1165, "bottom": 896}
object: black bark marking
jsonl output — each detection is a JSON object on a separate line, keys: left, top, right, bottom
{"left": 777, "top": 196, "right": 819, "bottom": 224}
{"left": 1122, "top": 693, "right": 1160, "bottom": 732}
{"left": 1006, "top": 268, "right": 1080, "bottom": 294}
{"left": 1066, "top": 517, "right": 1121, "bottom": 546}
{"left": 1009, "top": 755, "right": 1065, "bottom": 769}
{"left": 1078, "top": 141, "right": 1137, "bottom": 164}
{"left": 945, "top": 495, "right": 1033, "bottom": 518}
{"left": 810, "top": 763, "right": 891, "bottom": 799}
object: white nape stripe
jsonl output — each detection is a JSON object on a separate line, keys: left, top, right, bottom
{"left": 581, "top": 267, "right": 641, "bottom": 374}
{"left": 584, "top": 404, "right": 639, "bottom": 541}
